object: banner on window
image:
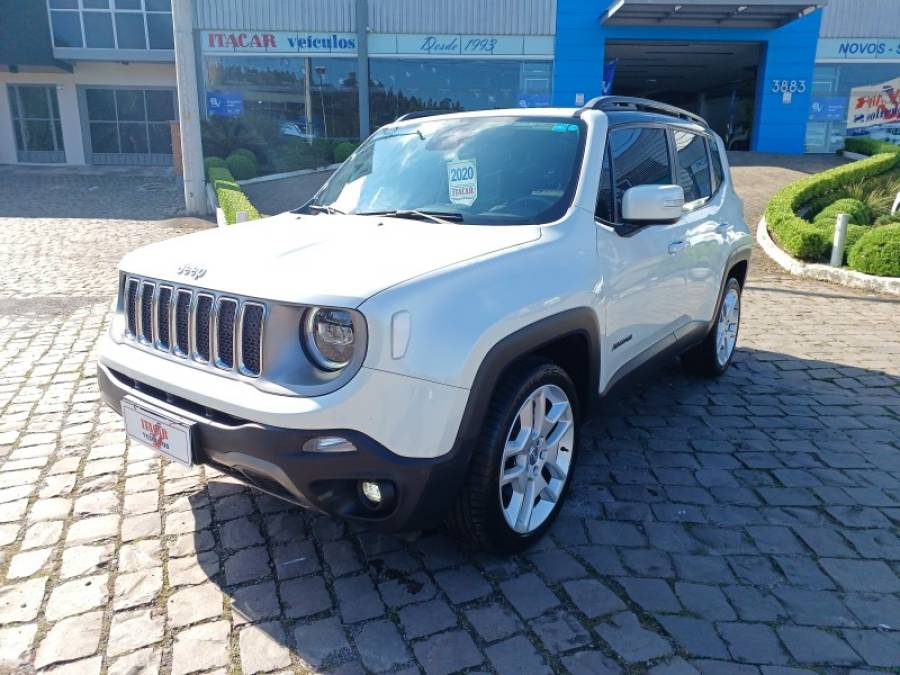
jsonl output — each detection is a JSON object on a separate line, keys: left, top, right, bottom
{"left": 846, "top": 77, "right": 900, "bottom": 137}
{"left": 206, "top": 91, "right": 243, "bottom": 117}
{"left": 602, "top": 59, "right": 618, "bottom": 95}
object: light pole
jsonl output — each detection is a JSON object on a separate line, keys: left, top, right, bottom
{"left": 315, "top": 65, "right": 328, "bottom": 138}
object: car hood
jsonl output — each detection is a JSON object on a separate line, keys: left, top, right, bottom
{"left": 119, "top": 212, "right": 541, "bottom": 307}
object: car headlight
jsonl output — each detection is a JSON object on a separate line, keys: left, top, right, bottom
{"left": 303, "top": 308, "right": 356, "bottom": 370}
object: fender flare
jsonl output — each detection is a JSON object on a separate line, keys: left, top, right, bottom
{"left": 451, "top": 307, "right": 601, "bottom": 453}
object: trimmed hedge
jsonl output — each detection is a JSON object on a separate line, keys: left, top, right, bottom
{"left": 207, "top": 167, "right": 260, "bottom": 224}
{"left": 226, "top": 152, "right": 258, "bottom": 180}
{"left": 812, "top": 198, "right": 872, "bottom": 227}
{"left": 847, "top": 223, "right": 900, "bottom": 277}
{"left": 334, "top": 141, "right": 358, "bottom": 163}
{"left": 845, "top": 137, "right": 900, "bottom": 157}
{"left": 204, "top": 156, "right": 227, "bottom": 175}
{"left": 232, "top": 148, "right": 257, "bottom": 164}
{"left": 765, "top": 151, "right": 900, "bottom": 262}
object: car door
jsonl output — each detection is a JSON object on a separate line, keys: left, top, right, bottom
{"left": 672, "top": 129, "right": 731, "bottom": 326}
{"left": 595, "top": 125, "right": 690, "bottom": 388}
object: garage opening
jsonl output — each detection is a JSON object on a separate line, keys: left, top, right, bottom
{"left": 604, "top": 41, "right": 763, "bottom": 150}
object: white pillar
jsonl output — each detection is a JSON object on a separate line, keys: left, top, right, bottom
{"left": 0, "top": 84, "right": 16, "bottom": 164}
{"left": 172, "top": 0, "right": 207, "bottom": 215}
{"left": 56, "top": 83, "right": 86, "bottom": 165}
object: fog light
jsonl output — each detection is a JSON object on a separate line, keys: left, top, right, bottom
{"left": 360, "top": 480, "right": 382, "bottom": 505}
{"left": 302, "top": 436, "right": 356, "bottom": 453}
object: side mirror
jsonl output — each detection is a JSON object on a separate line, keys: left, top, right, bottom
{"left": 621, "top": 184, "right": 684, "bottom": 224}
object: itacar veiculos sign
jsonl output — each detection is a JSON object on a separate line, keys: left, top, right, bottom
{"left": 201, "top": 31, "right": 553, "bottom": 58}
{"left": 203, "top": 31, "right": 357, "bottom": 54}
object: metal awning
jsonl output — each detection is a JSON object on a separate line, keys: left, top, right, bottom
{"left": 600, "top": 0, "right": 827, "bottom": 29}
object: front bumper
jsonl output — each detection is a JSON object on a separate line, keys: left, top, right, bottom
{"left": 98, "top": 363, "right": 471, "bottom": 531}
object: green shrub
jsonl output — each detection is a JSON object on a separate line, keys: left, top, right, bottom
{"left": 812, "top": 198, "right": 872, "bottom": 226}
{"left": 206, "top": 166, "right": 261, "bottom": 224}
{"left": 226, "top": 152, "right": 258, "bottom": 180}
{"left": 204, "top": 156, "right": 227, "bottom": 176}
{"left": 269, "top": 138, "right": 335, "bottom": 173}
{"left": 875, "top": 212, "right": 900, "bottom": 226}
{"left": 765, "top": 151, "right": 900, "bottom": 262}
{"left": 847, "top": 223, "right": 900, "bottom": 277}
{"left": 233, "top": 148, "right": 257, "bottom": 164}
{"left": 217, "top": 184, "right": 261, "bottom": 224}
{"left": 334, "top": 141, "right": 358, "bottom": 163}
{"left": 844, "top": 137, "right": 900, "bottom": 156}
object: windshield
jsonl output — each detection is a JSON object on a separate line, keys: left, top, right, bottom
{"left": 311, "top": 116, "right": 585, "bottom": 225}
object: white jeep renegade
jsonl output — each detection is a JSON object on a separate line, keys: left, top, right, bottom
{"left": 99, "top": 97, "right": 751, "bottom": 552}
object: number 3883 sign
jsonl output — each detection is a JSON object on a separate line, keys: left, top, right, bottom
{"left": 771, "top": 79, "right": 807, "bottom": 94}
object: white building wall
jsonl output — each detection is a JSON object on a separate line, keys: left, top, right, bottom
{"left": 0, "top": 62, "right": 175, "bottom": 166}
{"left": 819, "top": 0, "right": 900, "bottom": 38}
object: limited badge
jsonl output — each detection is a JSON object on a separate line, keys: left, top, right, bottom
{"left": 447, "top": 159, "right": 477, "bottom": 206}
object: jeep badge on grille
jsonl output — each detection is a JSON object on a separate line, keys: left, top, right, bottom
{"left": 177, "top": 264, "right": 207, "bottom": 280}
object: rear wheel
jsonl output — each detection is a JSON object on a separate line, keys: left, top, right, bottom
{"left": 682, "top": 276, "right": 742, "bottom": 376}
{"left": 447, "top": 359, "right": 578, "bottom": 552}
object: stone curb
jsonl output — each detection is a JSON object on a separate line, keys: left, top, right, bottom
{"left": 237, "top": 164, "right": 340, "bottom": 186}
{"left": 756, "top": 216, "right": 900, "bottom": 296}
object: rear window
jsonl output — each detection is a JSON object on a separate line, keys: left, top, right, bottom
{"left": 709, "top": 136, "right": 726, "bottom": 192}
{"left": 673, "top": 130, "right": 711, "bottom": 203}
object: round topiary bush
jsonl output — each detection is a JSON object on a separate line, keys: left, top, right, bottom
{"left": 334, "top": 141, "right": 358, "bottom": 163}
{"left": 233, "top": 148, "right": 257, "bottom": 164}
{"left": 847, "top": 223, "right": 900, "bottom": 277}
{"left": 813, "top": 198, "right": 872, "bottom": 226}
{"left": 874, "top": 212, "right": 900, "bottom": 226}
{"left": 204, "top": 156, "right": 227, "bottom": 175}
{"left": 226, "top": 152, "right": 258, "bottom": 180}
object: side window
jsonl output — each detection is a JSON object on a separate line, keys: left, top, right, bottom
{"left": 709, "top": 136, "right": 726, "bottom": 192}
{"left": 595, "top": 145, "right": 614, "bottom": 223}
{"left": 608, "top": 127, "right": 672, "bottom": 219}
{"left": 673, "top": 130, "right": 711, "bottom": 203}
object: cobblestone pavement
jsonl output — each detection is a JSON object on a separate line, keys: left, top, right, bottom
{"left": 1, "top": 160, "right": 899, "bottom": 675}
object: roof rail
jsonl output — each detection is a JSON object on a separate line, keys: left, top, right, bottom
{"left": 578, "top": 96, "right": 707, "bottom": 126}
{"left": 393, "top": 109, "right": 451, "bottom": 123}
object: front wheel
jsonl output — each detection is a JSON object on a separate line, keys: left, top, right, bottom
{"left": 682, "top": 276, "right": 742, "bottom": 376}
{"left": 447, "top": 359, "right": 578, "bottom": 553}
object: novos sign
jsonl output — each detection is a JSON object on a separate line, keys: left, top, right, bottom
{"left": 202, "top": 31, "right": 357, "bottom": 55}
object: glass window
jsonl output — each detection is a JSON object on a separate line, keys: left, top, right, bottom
{"left": 85, "top": 88, "right": 176, "bottom": 158}
{"left": 90, "top": 122, "right": 120, "bottom": 152}
{"left": 709, "top": 137, "right": 725, "bottom": 191}
{"left": 18, "top": 87, "right": 50, "bottom": 119}
{"left": 115, "top": 12, "right": 146, "bottom": 49}
{"left": 49, "top": 0, "right": 78, "bottom": 8}
{"left": 608, "top": 127, "right": 672, "bottom": 217}
{"left": 595, "top": 145, "right": 614, "bottom": 223}
{"left": 116, "top": 89, "right": 146, "bottom": 121}
{"left": 119, "top": 122, "right": 149, "bottom": 153}
{"left": 673, "top": 130, "right": 711, "bottom": 203}
{"left": 312, "top": 116, "right": 584, "bottom": 225}
{"left": 148, "top": 123, "right": 172, "bottom": 153}
{"left": 115, "top": 0, "right": 142, "bottom": 8}
{"left": 146, "top": 0, "right": 171, "bottom": 10}
{"left": 146, "top": 90, "right": 174, "bottom": 121}
{"left": 86, "top": 89, "right": 116, "bottom": 120}
{"left": 8, "top": 86, "right": 65, "bottom": 158}
{"left": 83, "top": 0, "right": 110, "bottom": 8}
{"left": 50, "top": 11, "right": 83, "bottom": 47}
{"left": 146, "top": 13, "right": 173, "bottom": 49}
{"left": 83, "top": 12, "right": 115, "bottom": 48}
{"left": 369, "top": 59, "right": 553, "bottom": 130}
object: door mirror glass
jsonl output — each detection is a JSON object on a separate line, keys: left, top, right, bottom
{"left": 621, "top": 184, "right": 684, "bottom": 224}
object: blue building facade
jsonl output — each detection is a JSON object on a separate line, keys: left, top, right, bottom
{"left": 553, "top": 1, "right": 823, "bottom": 153}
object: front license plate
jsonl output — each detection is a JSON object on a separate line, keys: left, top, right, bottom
{"left": 122, "top": 396, "right": 194, "bottom": 466}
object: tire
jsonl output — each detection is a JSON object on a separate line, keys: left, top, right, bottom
{"left": 682, "top": 276, "right": 743, "bottom": 377}
{"left": 447, "top": 358, "right": 579, "bottom": 553}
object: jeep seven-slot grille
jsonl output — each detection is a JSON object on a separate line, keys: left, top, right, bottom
{"left": 123, "top": 277, "right": 265, "bottom": 377}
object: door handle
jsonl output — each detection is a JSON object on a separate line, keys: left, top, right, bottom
{"left": 716, "top": 222, "right": 730, "bottom": 233}
{"left": 668, "top": 241, "right": 689, "bottom": 254}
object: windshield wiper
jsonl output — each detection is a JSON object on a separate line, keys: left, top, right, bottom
{"left": 302, "top": 204, "right": 347, "bottom": 215}
{"left": 356, "top": 209, "right": 464, "bottom": 224}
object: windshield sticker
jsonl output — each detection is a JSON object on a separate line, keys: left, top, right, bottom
{"left": 448, "top": 160, "right": 477, "bottom": 206}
